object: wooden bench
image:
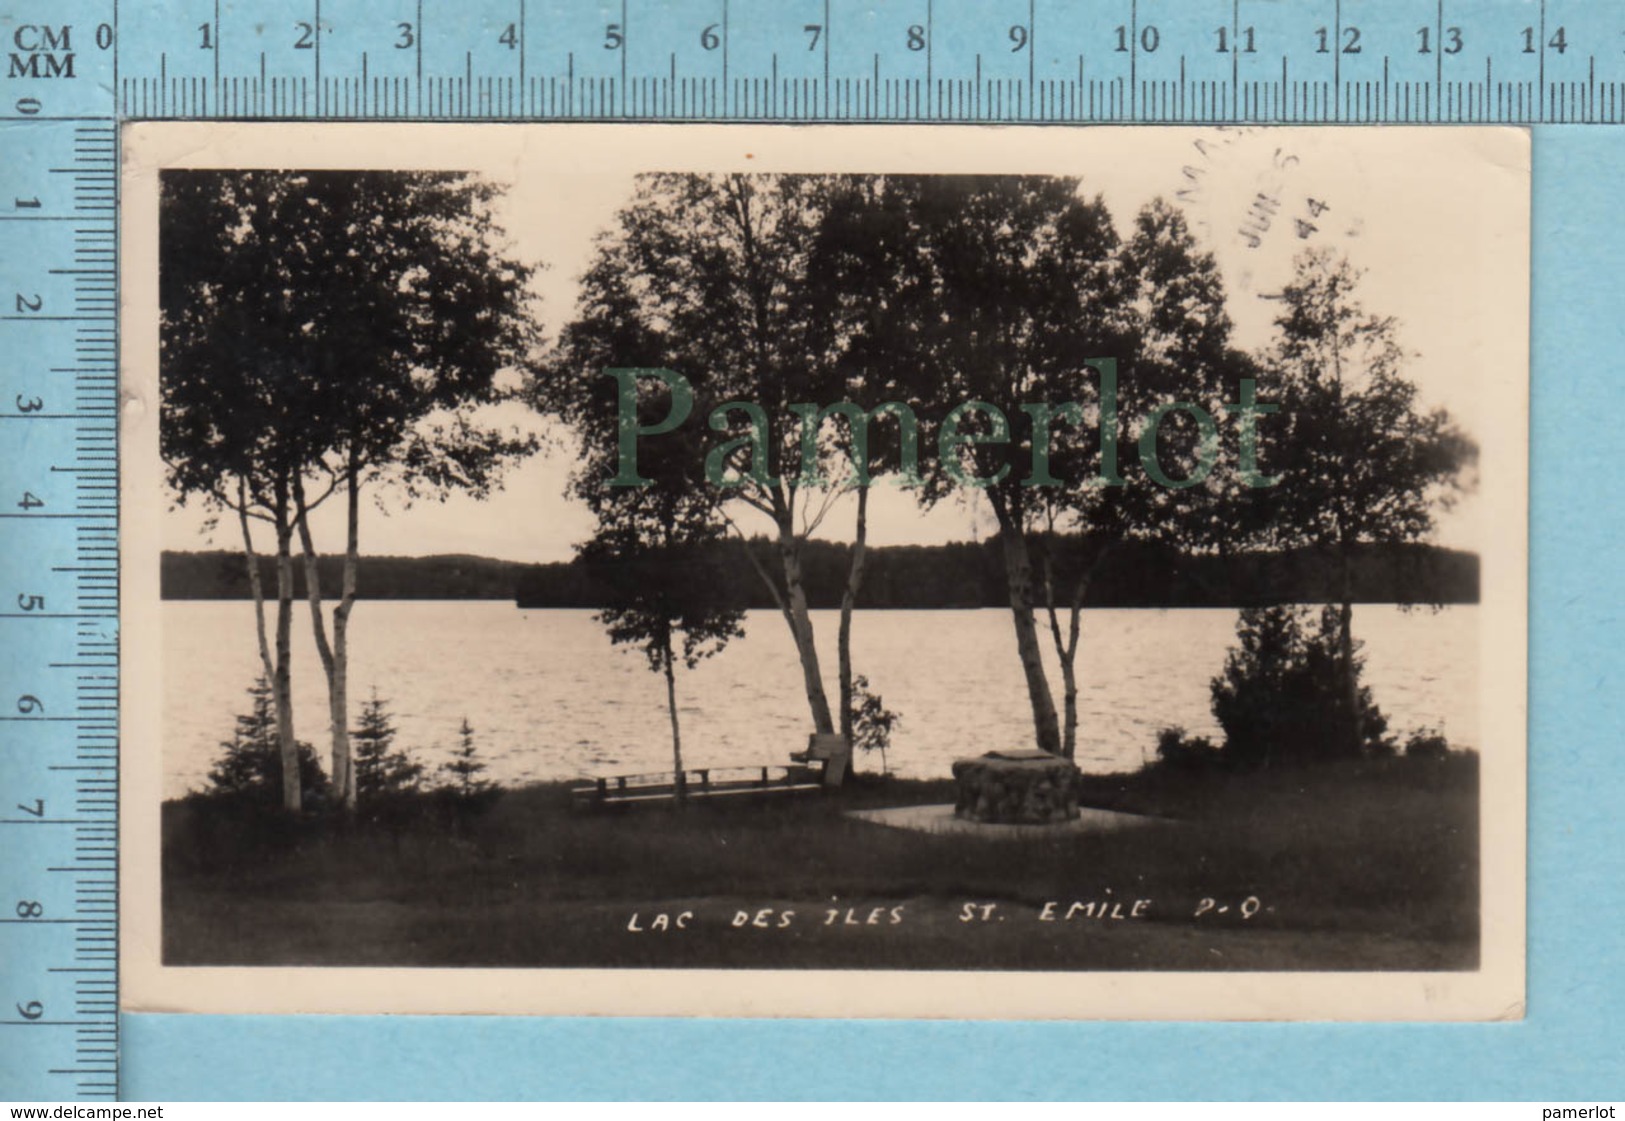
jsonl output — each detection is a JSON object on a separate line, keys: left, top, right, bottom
{"left": 571, "top": 734, "right": 853, "bottom": 809}
{"left": 571, "top": 764, "right": 822, "bottom": 809}
{"left": 789, "top": 733, "right": 852, "bottom": 788}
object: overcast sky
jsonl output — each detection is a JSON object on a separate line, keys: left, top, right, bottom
{"left": 155, "top": 124, "right": 1525, "bottom": 562}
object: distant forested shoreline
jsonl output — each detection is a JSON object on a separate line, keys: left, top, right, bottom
{"left": 163, "top": 540, "right": 1478, "bottom": 609}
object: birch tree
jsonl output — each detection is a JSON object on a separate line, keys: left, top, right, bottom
{"left": 162, "top": 171, "right": 325, "bottom": 811}
{"left": 573, "top": 381, "right": 744, "bottom": 800}
{"left": 545, "top": 173, "right": 879, "bottom": 739}
{"left": 1031, "top": 200, "right": 1256, "bottom": 759}
{"left": 853, "top": 175, "right": 1131, "bottom": 757}
{"left": 160, "top": 170, "right": 537, "bottom": 811}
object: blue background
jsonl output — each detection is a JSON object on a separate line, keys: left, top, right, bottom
{"left": 112, "top": 125, "right": 1624, "bottom": 1103}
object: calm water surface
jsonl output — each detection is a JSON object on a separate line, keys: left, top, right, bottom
{"left": 161, "top": 602, "right": 1479, "bottom": 798}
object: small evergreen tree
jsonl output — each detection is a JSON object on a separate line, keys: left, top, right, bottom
{"left": 351, "top": 690, "right": 424, "bottom": 802}
{"left": 1210, "top": 605, "right": 1391, "bottom": 769}
{"left": 205, "top": 676, "right": 326, "bottom": 804}
{"left": 440, "top": 717, "right": 497, "bottom": 800}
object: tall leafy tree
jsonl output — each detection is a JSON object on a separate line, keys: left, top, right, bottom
{"left": 845, "top": 175, "right": 1133, "bottom": 757}
{"left": 1255, "top": 249, "right": 1476, "bottom": 752}
{"left": 576, "top": 431, "right": 745, "bottom": 799}
{"left": 162, "top": 170, "right": 538, "bottom": 811}
{"left": 799, "top": 177, "right": 929, "bottom": 752}
{"left": 852, "top": 185, "right": 1267, "bottom": 759}
{"left": 544, "top": 174, "right": 876, "bottom": 740}
{"left": 163, "top": 171, "right": 327, "bottom": 810}
{"left": 1031, "top": 199, "right": 1259, "bottom": 758}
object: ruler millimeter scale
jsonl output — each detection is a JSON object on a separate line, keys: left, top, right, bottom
{"left": 0, "top": 0, "right": 1615, "bottom": 1104}
{"left": 99, "top": 0, "right": 1625, "bottom": 125}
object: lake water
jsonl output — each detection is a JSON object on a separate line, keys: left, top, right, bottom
{"left": 161, "top": 602, "right": 1479, "bottom": 798}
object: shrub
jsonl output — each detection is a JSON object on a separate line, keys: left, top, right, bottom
{"left": 1154, "top": 726, "right": 1224, "bottom": 771}
{"left": 204, "top": 676, "right": 327, "bottom": 806}
{"left": 1404, "top": 726, "right": 1452, "bottom": 760}
{"left": 850, "top": 674, "right": 901, "bottom": 776}
{"left": 1210, "top": 605, "right": 1391, "bottom": 769}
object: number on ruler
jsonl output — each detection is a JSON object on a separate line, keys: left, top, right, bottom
{"left": 803, "top": 24, "right": 821, "bottom": 50}
{"left": 17, "top": 799, "right": 45, "bottom": 817}
{"left": 16, "top": 493, "right": 43, "bottom": 511}
{"left": 1418, "top": 27, "right": 1463, "bottom": 54}
{"left": 1115, "top": 26, "right": 1159, "bottom": 53}
{"left": 906, "top": 25, "right": 925, "bottom": 51}
{"left": 499, "top": 24, "right": 517, "bottom": 49}
{"left": 198, "top": 23, "right": 212, "bottom": 49}
{"left": 17, "top": 594, "right": 45, "bottom": 611}
{"left": 1524, "top": 26, "right": 1567, "bottom": 54}
{"left": 1008, "top": 25, "right": 1029, "bottom": 51}
{"left": 604, "top": 24, "right": 623, "bottom": 50}
{"left": 16, "top": 900, "right": 43, "bottom": 918}
{"left": 16, "top": 694, "right": 44, "bottom": 712}
{"left": 15, "top": 197, "right": 40, "bottom": 210}
{"left": 1315, "top": 27, "right": 1361, "bottom": 53}
{"left": 15, "top": 293, "right": 42, "bottom": 313}
{"left": 396, "top": 23, "right": 414, "bottom": 49}
{"left": 17, "top": 1001, "right": 44, "bottom": 1020}
{"left": 1217, "top": 26, "right": 1256, "bottom": 53}
{"left": 700, "top": 24, "right": 720, "bottom": 50}
{"left": 16, "top": 395, "right": 43, "bottom": 412}
{"left": 295, "top": 22, "right": 314, "bottom": 49}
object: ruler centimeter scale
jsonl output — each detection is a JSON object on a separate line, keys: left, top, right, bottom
{"left": 0, "top": 0, "right": 1621, "bottom": 1103}
{"left": 0, "top": 0, "right": 122, "bottom": 1093}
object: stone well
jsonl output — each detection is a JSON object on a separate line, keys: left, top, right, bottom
{"left": 952, "top": 749, "right": 1082, "bottom": 825}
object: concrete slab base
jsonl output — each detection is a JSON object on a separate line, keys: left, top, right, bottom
{"left": 847, "top": 802, "right": 1169, "bottom": 839}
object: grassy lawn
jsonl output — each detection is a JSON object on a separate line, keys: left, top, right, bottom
{"left": 162, "top": 753, "right": 1478, "bottom": 971}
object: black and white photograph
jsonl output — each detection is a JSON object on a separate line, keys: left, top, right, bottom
{"left": 119, "top": 123, "right": 1527, "bottom": 1019}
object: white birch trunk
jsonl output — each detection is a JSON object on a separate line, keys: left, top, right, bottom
{"left": 271, "top": 492, "right": 301, "bottom": 812}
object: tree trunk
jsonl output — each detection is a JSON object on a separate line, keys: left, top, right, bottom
{"left": 1058, "top": 655, "right": 1078, "bottom": 760}
{"left": 728, "top": 517, "right": 835, "bottom": 736}
{"left": 291, "top": 465, "right": 362, "bottom": 810}
{"left": 235, "top": 479, "right": 276, "bottom": 695}
{"left": 993, "top": 504, "right": 1062, "bottom": 756}
{"left": 663, "top": 644, "right": 686, "bottom": 804}
{"left": 271, "top": 494, "right": 301, "bottom": 813}
{"left": 776, "top": 517, "right": 836, "bottom": 735}
{"left": 291, "top": 477, "right": 343, "bottom": 807}
{"left": 1330, "top": 339, "right": 1363, "bottom": 756}
{"left": 331, "top": 465, "right": 360, "bottom": 810}
{"left": 727, "top": 177, "right": 835, "bottom": 739}
{"left": 837, "top": 485, "right": 869, "bottom": 748}
{"left": 1339, "top": 549, "right": 1363, "bottom": 755}
{"left": 1041, "top": 554, "right": 1085, "bottom": 762}
{"left": 1050, "top": 547, "right": 1108, "bottom": 763}
{"left": 1039, "top": 547, "right": 1080, "bottom": 761}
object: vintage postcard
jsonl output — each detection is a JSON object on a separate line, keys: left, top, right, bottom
{"left": 120, "top": 122, "right": 1528, "bottom": 1019}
